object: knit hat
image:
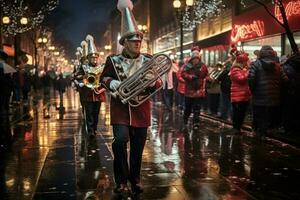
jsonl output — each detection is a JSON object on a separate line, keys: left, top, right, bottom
{"left": 259, "top": 45, "right": 276, "bottom": 58}
{"left": 236, "top": 53, "right": 249, "bottom": 63}
{"left": 191, "top": 46, "right": 201, "bottom": 58}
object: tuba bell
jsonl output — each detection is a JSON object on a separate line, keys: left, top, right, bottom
{"left": 83, "top": 65, "right": 105, "bottom": 94}
{"left": 111, "top": 54, "right": 172, "bottom": 107}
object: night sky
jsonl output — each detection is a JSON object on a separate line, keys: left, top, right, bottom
{"left": 46, "top": 0, "right": 118, "bottom": 59}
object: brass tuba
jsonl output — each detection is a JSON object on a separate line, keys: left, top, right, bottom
{"left": 111, "top": 54, "right": 172, "bottom": 107}
{"left": 83, "top": 65, "right": 105, "bottom": 94}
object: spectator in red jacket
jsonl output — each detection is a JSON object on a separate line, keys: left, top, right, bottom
{"left": 181, "top": 47, "right": 208, "bottom": 129}
{"left": 229, "top": 53, "right": 251, "bottom": 134}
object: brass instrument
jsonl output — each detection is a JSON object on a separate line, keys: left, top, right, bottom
{"left": 83, "top": 65, "right": 105, "bottom": 94}
{"left": 111, "top": 54, "right": 172, "bottom": 107}
{"left": 208, "top": 63, "right": 225, "bottom": 80}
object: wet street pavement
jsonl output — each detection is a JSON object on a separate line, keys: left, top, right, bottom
{"left": 1, "top": 88, "right": 300, "bottom": 200}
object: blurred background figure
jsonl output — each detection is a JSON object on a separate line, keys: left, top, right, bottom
{"left": 56, "top": 73, "right": 66, "bottom": 107}
{"left": 281, "top": 53, "right": 300, "bottom": 135}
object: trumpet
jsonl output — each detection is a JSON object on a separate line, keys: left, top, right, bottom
{"left": 208, "top": 63, "right": 224, "bottom": 80}
{"left": 83, "top": 65, "right": 105, "bottom": 94}
{"left": 111, "top": 54, "right": 172, "bottom": 107}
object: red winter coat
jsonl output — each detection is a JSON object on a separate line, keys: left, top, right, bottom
{"left": 100, "top": 53, "right": 161, "bottom": 127}
{"left": 181, "top": 62, "right": 208, "bottom": 98}
{"left": 176, "top": 67, "right": 185, "bottom": 94}
{"left": 230, "top": 66, "right": 251, "bottom": 102}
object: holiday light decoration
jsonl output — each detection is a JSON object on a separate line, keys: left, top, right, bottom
{"left": 274, "top": 0, "right": 300, "bottom": 23}
{"left": 231, "top": 20, "right": 265, "bottom": 43}
{"left": 1, "top": 0, "right": 59, "bottom": 35}
{"left": 181, "top": 0, "right": 226, "bottom": 31}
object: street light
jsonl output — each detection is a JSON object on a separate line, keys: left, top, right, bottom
{"left": 2, "top": 16, "right": 10, "bottom": 24}
{"left": 138, "top": 24, "right": 150, "bottom": 53}
{"left": 1, "top": 15, "right": 29, "bottom": 66}
{"left": 38, "top": 37, "right": 48, "bottom": 44}
{"left": 173, "top": 0, "right": 193, "bottom": 61}
{"left": 48, "top": 46, "right": 55, "bottom": 51}
{"left": 104, "top": 45, "right": 112, "bottom": 51}
{"left": 20, "top": 17, "right": 28, "bottom": 25}
{"left": 138, "top": 24, "right": 148, "bottom": 33}
{"left": 36, "top": 35, "right": 49, "bottom": 71}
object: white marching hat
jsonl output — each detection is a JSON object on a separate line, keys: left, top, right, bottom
{"left": 86, "top": 35, "right": 99, "bottom": 57}
{"left": 76, "top": 47, "right": 82, "bottom": 60}
{"left": 80, "top": 40, "right": 88, "bottom": 58}
{"left": 117, "top": 0, "right": 143, "bottom": 45}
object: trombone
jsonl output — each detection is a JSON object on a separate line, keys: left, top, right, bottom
{"left": 208, "top": 62, "right": 225, "bottom": 80}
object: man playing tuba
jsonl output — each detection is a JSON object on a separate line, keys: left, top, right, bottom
{"left": 100, "top": 0, "right": 161, "bottom": 195}
{"left": 74, "top": 35, "right": 105, "bottom": 139}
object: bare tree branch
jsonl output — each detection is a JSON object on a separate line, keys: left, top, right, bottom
{"left": 251, "top": 0, "right": 285, "bottom": 28}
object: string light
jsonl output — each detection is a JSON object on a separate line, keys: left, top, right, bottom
{"left": 1, "top": 0, "right": 59, "bottom": 35}
{"left": 181, "top": 0, "right": 226, "bottom": 31}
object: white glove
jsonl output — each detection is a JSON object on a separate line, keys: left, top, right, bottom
{"left": 78, "top": 83, "right": 84, "bottom": 87}
{"left": 110, "top": 80, "right": 121, "bottom": 91}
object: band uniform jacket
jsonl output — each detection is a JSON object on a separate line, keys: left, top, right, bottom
{"left": 100, "top": 53, "right": 161, "bottom": 127}
{"left": 74, "top": 64, "right": 106, "bottom": 102}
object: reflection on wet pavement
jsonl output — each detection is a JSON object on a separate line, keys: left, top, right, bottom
{"left": 1, "top": 88, "right": 300, "bottom": 200}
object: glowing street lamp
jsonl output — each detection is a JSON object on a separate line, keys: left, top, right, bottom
{"left": 104, "top": 45, "right": 112, "bottom": 51}
{"left": 173, "top": 0, "right": 181, "bottom": 8}
{"left": 186, "top": 0, "right": 194, "bottom": 6}
{"left": 48, "top": 46, "right": 55, "bottom": 51}
{"left": 2, "top": 16, "right": 10, "bottom": 24}
{"left": 38, "top": 37, "right": 48, "bottom": 44}
{"left": 20, "top": 17, "right": 28, "bottom": 25}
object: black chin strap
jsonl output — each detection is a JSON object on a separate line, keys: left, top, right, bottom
{"left": 122, "top": 48, "right": 140, "bottom": 59}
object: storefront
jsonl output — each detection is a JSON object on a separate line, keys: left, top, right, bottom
{"left": 195, "top": 31, "right": 231, "bottom": 66}
{"left": 194, "top": 9, "right": 232, "bottom": 66}
{"left": 231, "top": 0, "right": 300, "bottom": 59}
{"left": 153, "top": 29, "right": 194, "bottom": 59}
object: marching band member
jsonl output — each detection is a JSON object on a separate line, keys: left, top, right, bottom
{"left": 74, "top": 35, "right": 105, "bottom": 139}
{"left": 73, "top": 46, "right": 86, "bottom": 116}
{"left": 100, "top": 0, "right": 161, "bottom": 194}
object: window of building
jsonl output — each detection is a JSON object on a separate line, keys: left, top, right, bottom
{"left": 153, "top": 29, "right": 193, "bottom": 54}
{"left": 242, "top": 34, "right": 281, "bottom": 61}
{"left": 285, "top": 31, "right": 300, "bottom": 56}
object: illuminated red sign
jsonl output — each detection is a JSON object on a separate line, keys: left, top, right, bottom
{"left": 231, "top": 20, "right": 265, "bottom": 43}
{"left": 275, "top": 0, "right": 300, "bottom": 23}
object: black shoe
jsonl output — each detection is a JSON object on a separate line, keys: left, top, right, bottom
{"left": 113, "top": 184, "right": 129, "bottom": 194}
{"left": 131, "top": 184, "right": 143, "bottom": 194}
